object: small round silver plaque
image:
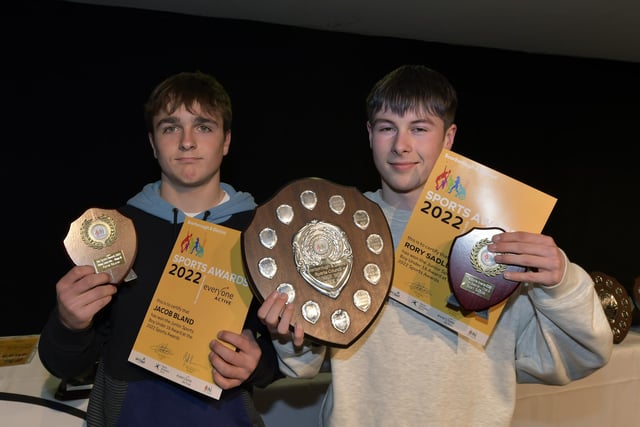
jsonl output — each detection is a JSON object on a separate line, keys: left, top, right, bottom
{"left": 353, "top": 210, "right": 370, "bottom": 230}
{"left": 276, "top": 283, "right": 296, "bottom": 304}
{"left": 258, "top": 257, "right": 277, "bottom": 279}
{"left": 276, "top": 204, "right": 294, "bottom": 225}
{"left": 331, "top": 309, "right": 350, "bottom": 333}
{"left": 302, "top": 300, "right": 321, "bottom": 324}
{"left": 259, "top": 227, "right": 278, "bottom": 249}
{"left": 329, "top": 195, "right": 346, "bottom": 215}
{"left": 366, "top": 234, "right": 384, "bottom": 255}
{"left": 353, "top": 290, "right": 371, "bottom": 312}
{"left": 300, "top": 190, "right": 318, "bottom": 210}
{"left": 363, "top": 263, "right": 381, "bottom": 285}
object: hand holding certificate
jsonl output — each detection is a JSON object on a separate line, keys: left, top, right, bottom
{"left": 128, "top": 218, "right": 253, "bottom": 399}
{"left": 392, "top": 149, "right": 557, "bottom": 346}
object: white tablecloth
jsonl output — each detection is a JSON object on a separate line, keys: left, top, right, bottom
{"left": 512, "top": 328, "right": 640, "bottom": 426}
{"left": 2, "top": 330, "right": 639, "bottom": 427}
{"left": 0, "top": 351, "right": 87, "bottom": 426}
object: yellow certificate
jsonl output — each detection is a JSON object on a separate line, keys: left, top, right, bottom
{"left": 392, "top": 149, "right": 557, "bottom": 346}
{"left": 129, "top": 218, "right": 253, "bottom": 399}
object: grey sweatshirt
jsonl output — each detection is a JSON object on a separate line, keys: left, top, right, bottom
{"left": 273, "top": 189, "right": 613, "bottom": 427}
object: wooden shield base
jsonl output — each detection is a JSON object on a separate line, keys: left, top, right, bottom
{"left": 64, "top": 208, "right": 137, "bottom": 284}
{"left": 242, "top": 177, "right": 394, "bottom": 347}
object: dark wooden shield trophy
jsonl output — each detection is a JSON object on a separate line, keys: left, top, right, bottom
{"left": 64, "top": 208, "right": 137, "bottom": 284}
{"left": 634, "top": 276, "right": 640, "bottom": 313}
{"left": 590, "top": 271, "right": 633, "bottom": 344}
{"left": 448, "top": 227, "right": 524, "bottom": 312}
{"left": 242, "top": 177, "right": 394, "bottom": 348}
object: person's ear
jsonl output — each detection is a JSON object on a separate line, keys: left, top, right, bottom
{"left": 148, "top": 133, "right": 158, "bottom": 158}
{"left": 444, "top": 123, "right": 457, "bottom": 150}
{"left": 222, "top": 130, "right": 231, "bottom": 156}
{"left": 366, "top": 121, "right": 374, "bottom": 149}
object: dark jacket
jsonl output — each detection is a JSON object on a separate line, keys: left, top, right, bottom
{"left": 39, "top": 181, "right": 282, "bottom": 426}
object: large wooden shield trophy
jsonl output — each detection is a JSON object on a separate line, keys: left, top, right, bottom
{"left": 242, "top": 177, "right": 394, "bottom": 347}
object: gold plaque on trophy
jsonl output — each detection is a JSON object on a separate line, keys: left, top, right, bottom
{"left": 242, "top": 177, "right": 394, "bottom": 348}
{"left": 64, "top": 208, "right": 137, "bottom": 284}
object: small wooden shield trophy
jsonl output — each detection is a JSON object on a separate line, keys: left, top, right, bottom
{"left": 242, "top": 177, "right": 394, "bottom": 348}
{"left": 448, "top": 227, "right": 523, "bottom": 312}
{"left": 64, "top": 208, "right": 137, "bottom": 284}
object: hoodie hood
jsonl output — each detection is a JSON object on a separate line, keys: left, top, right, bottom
{"left": 127, "top": 180, "right": 256, "bottom": 224}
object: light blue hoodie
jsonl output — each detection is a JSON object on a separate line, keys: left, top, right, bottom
{"left": 127, "top": 180, "right": 256, "bottom": 224}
